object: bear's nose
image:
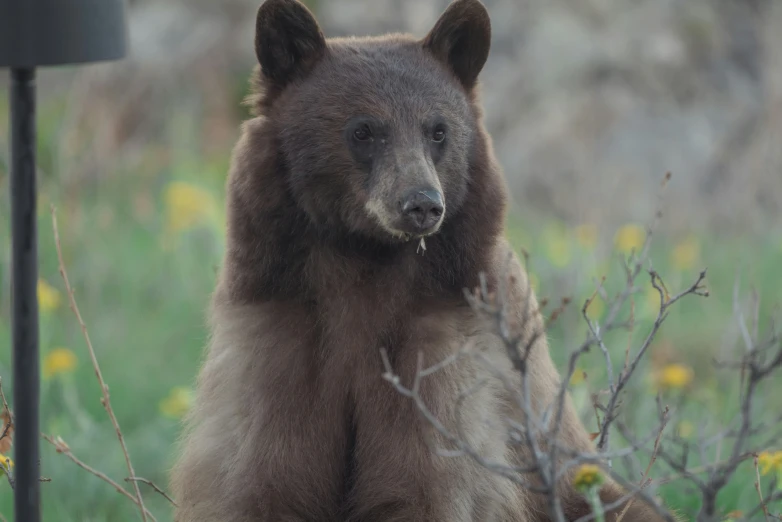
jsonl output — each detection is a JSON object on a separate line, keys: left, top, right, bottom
{"left": 401, "top": 189, "right": 444, "bottom": 231}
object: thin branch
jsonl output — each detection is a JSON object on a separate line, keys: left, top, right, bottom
{"left": 51, "top": 205, "right": 148, "bottom": 522}
{"left": 125, "top": 477, "right": 179, "bottom": 507}
{"left": 615, "top": 406, "right": 670, "bottom": 522}
{"left": 0, "top": 458, "right": 14, "bottom": 489}
{"left": 753, "top": 453, "right": 772, "bottom": 522}
{"left": 0, "top": 377, "right": 13, "bottom": 448}
{"left": 0, "top": 379, "right": 14, "bottom": 489}
{"left": 596, "top": 269, "right": 709, "bottom": 452}
{"left": 745, "top": 490, "right": 782, "bottom": 520}
{"left": 42, "top": 434, "right": 157, "bottom": 522}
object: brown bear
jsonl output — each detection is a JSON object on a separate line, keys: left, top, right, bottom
{"left": 169, "top": 0, "right": 674, "bottom": 520}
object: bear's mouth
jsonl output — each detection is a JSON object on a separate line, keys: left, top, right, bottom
{"left": 387, "top": 225, "right": 442, "bottom": 244}
{"left": 364, "top": 198, "right": 445, "bottom": 244}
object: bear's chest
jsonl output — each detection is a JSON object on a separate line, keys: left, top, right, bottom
{"left": 311, "top": 286, "right": 478, "bottom": 363}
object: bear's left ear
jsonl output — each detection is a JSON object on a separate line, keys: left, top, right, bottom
{"left": 255, "top": 0, "right": 327, "bottom": 89}
{"left": 422, "top": 0, "right": 491, "bottom": 90}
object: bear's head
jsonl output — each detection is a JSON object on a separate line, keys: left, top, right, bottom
{"left": 252, "top": 0, "right": 493, "bottom": 245}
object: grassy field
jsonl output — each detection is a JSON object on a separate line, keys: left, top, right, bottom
{"left": 0, "top": 92, "right": 781, "bottom": 521}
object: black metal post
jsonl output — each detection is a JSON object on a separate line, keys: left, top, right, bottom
{"left": 10, "top": 67, "right": 40, "bottom": 522}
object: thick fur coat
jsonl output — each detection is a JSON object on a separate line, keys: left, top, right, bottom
{"left": 170, "top": 1, "right": 674, "bottom": 520}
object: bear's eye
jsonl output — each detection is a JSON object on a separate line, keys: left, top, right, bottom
{"left": 353, "top": 124, "right": 372, "bottom": 142}
{"left": 432, "top": 126, "right": 446, "bottom": 143}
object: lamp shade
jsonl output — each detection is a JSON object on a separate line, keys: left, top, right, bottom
{"left": 0, "top": 0, "right": 128, "bottom": 68}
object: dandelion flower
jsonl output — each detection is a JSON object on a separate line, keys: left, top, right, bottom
{"left": 159, "top": 387, "right": 194, "bottom": 419}
{"left": 758, "top": 450, "right": 782, "bottom": 476}
{"left": 37, "top": 279, "right": 61, "bottom": 313}
{"left": 0, "top": 454, "right": 13, "bottom": 476}
{"left": 570, "top": 368, "right": 587, "bottom": 386}
{"left": 573, "top": 464, "right": 604, "bottom": 492}
{"left": 574, "top": 223, "right": 598, "bottom": 250}
{"left": 655, "top": 363, "right": 693, "bottom": 390}
{"left": 164, "top": 181, "right": 218, "bottom": 235}
{"left": 614, "top": 224, "right": 645, "bottom": 255}
{"left": 43, "top": 347, "right": 77, "bottom": 380}
{"left": 671, "top": 236, "right": 700, "bottom": 271}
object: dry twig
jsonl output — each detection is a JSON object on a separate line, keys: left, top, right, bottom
{"left": 51, "top": 205, "right": 149, "bottom": 522}
{"left": 126, "top": 477, "right": 179, "bottom": 507}
{"left": 42, "top": 434, "right": 157, "bottom": 522}
{"left": 0, "top": 377, "right": 13, "bottom": 452}
{"left": 615, "top": 406, "right": 670, "bottom": 522}
{"left": 754, "top": 453, "right": 772, "bottom": 522}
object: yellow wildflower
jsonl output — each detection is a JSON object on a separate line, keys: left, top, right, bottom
{"left": 671, "top": 236, "right": 700, "bottom": 271}
{"left": 613, "top": 224, "right": 645, "bottom": 255}
{"left": 758, "top": 450, "right": 782, "bottom": 476}
{"left": 570, "top": 368, "right": 587, "bottom": 386}
{"left": 655, "top": 363, "right": 693, "bottom": 390}
{"left": 38, "top": 279, "right": 61, "bottom": 313}
{"left": 0, "top": 454, "right": 12, "bottom": 476}
{"left": 573, "top": 464, "right": 604, "bottom": 491}
{"left": 43, "top": 347, "right": 77, "bottom": 380}
{"left": 159, "top": 387, "right": 194, "bottom": 419}
{"left": 543, "top": 225, "right": 571, "bottom": 268}
{"left": 574, "top": 223, "right": 598, "bottom": 250}
{"left": 164, "top": 181, "right": 218, "bottom": 235}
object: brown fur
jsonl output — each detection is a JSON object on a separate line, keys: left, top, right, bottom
{"left": 170, "top": 1, "right": 674, "bottom": 520}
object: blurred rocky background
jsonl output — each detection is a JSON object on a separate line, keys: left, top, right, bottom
{"left": 8, "top": 0, "right": 778, "bottom": 237}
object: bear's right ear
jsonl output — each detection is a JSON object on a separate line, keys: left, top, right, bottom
{"left": 255, "top": 0, "right": 326, "bottom": 89}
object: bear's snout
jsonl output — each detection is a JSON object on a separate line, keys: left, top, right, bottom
{"left": 399, "top": 189, "right": 445, "bottom": 234}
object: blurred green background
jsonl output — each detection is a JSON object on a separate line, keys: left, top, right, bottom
{"left": 1, "top": 0, "right": 782, "bottom": 519}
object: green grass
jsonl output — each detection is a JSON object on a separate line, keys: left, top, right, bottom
{"left": 0, "top": 92, "right": 781, "bottom": 521}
